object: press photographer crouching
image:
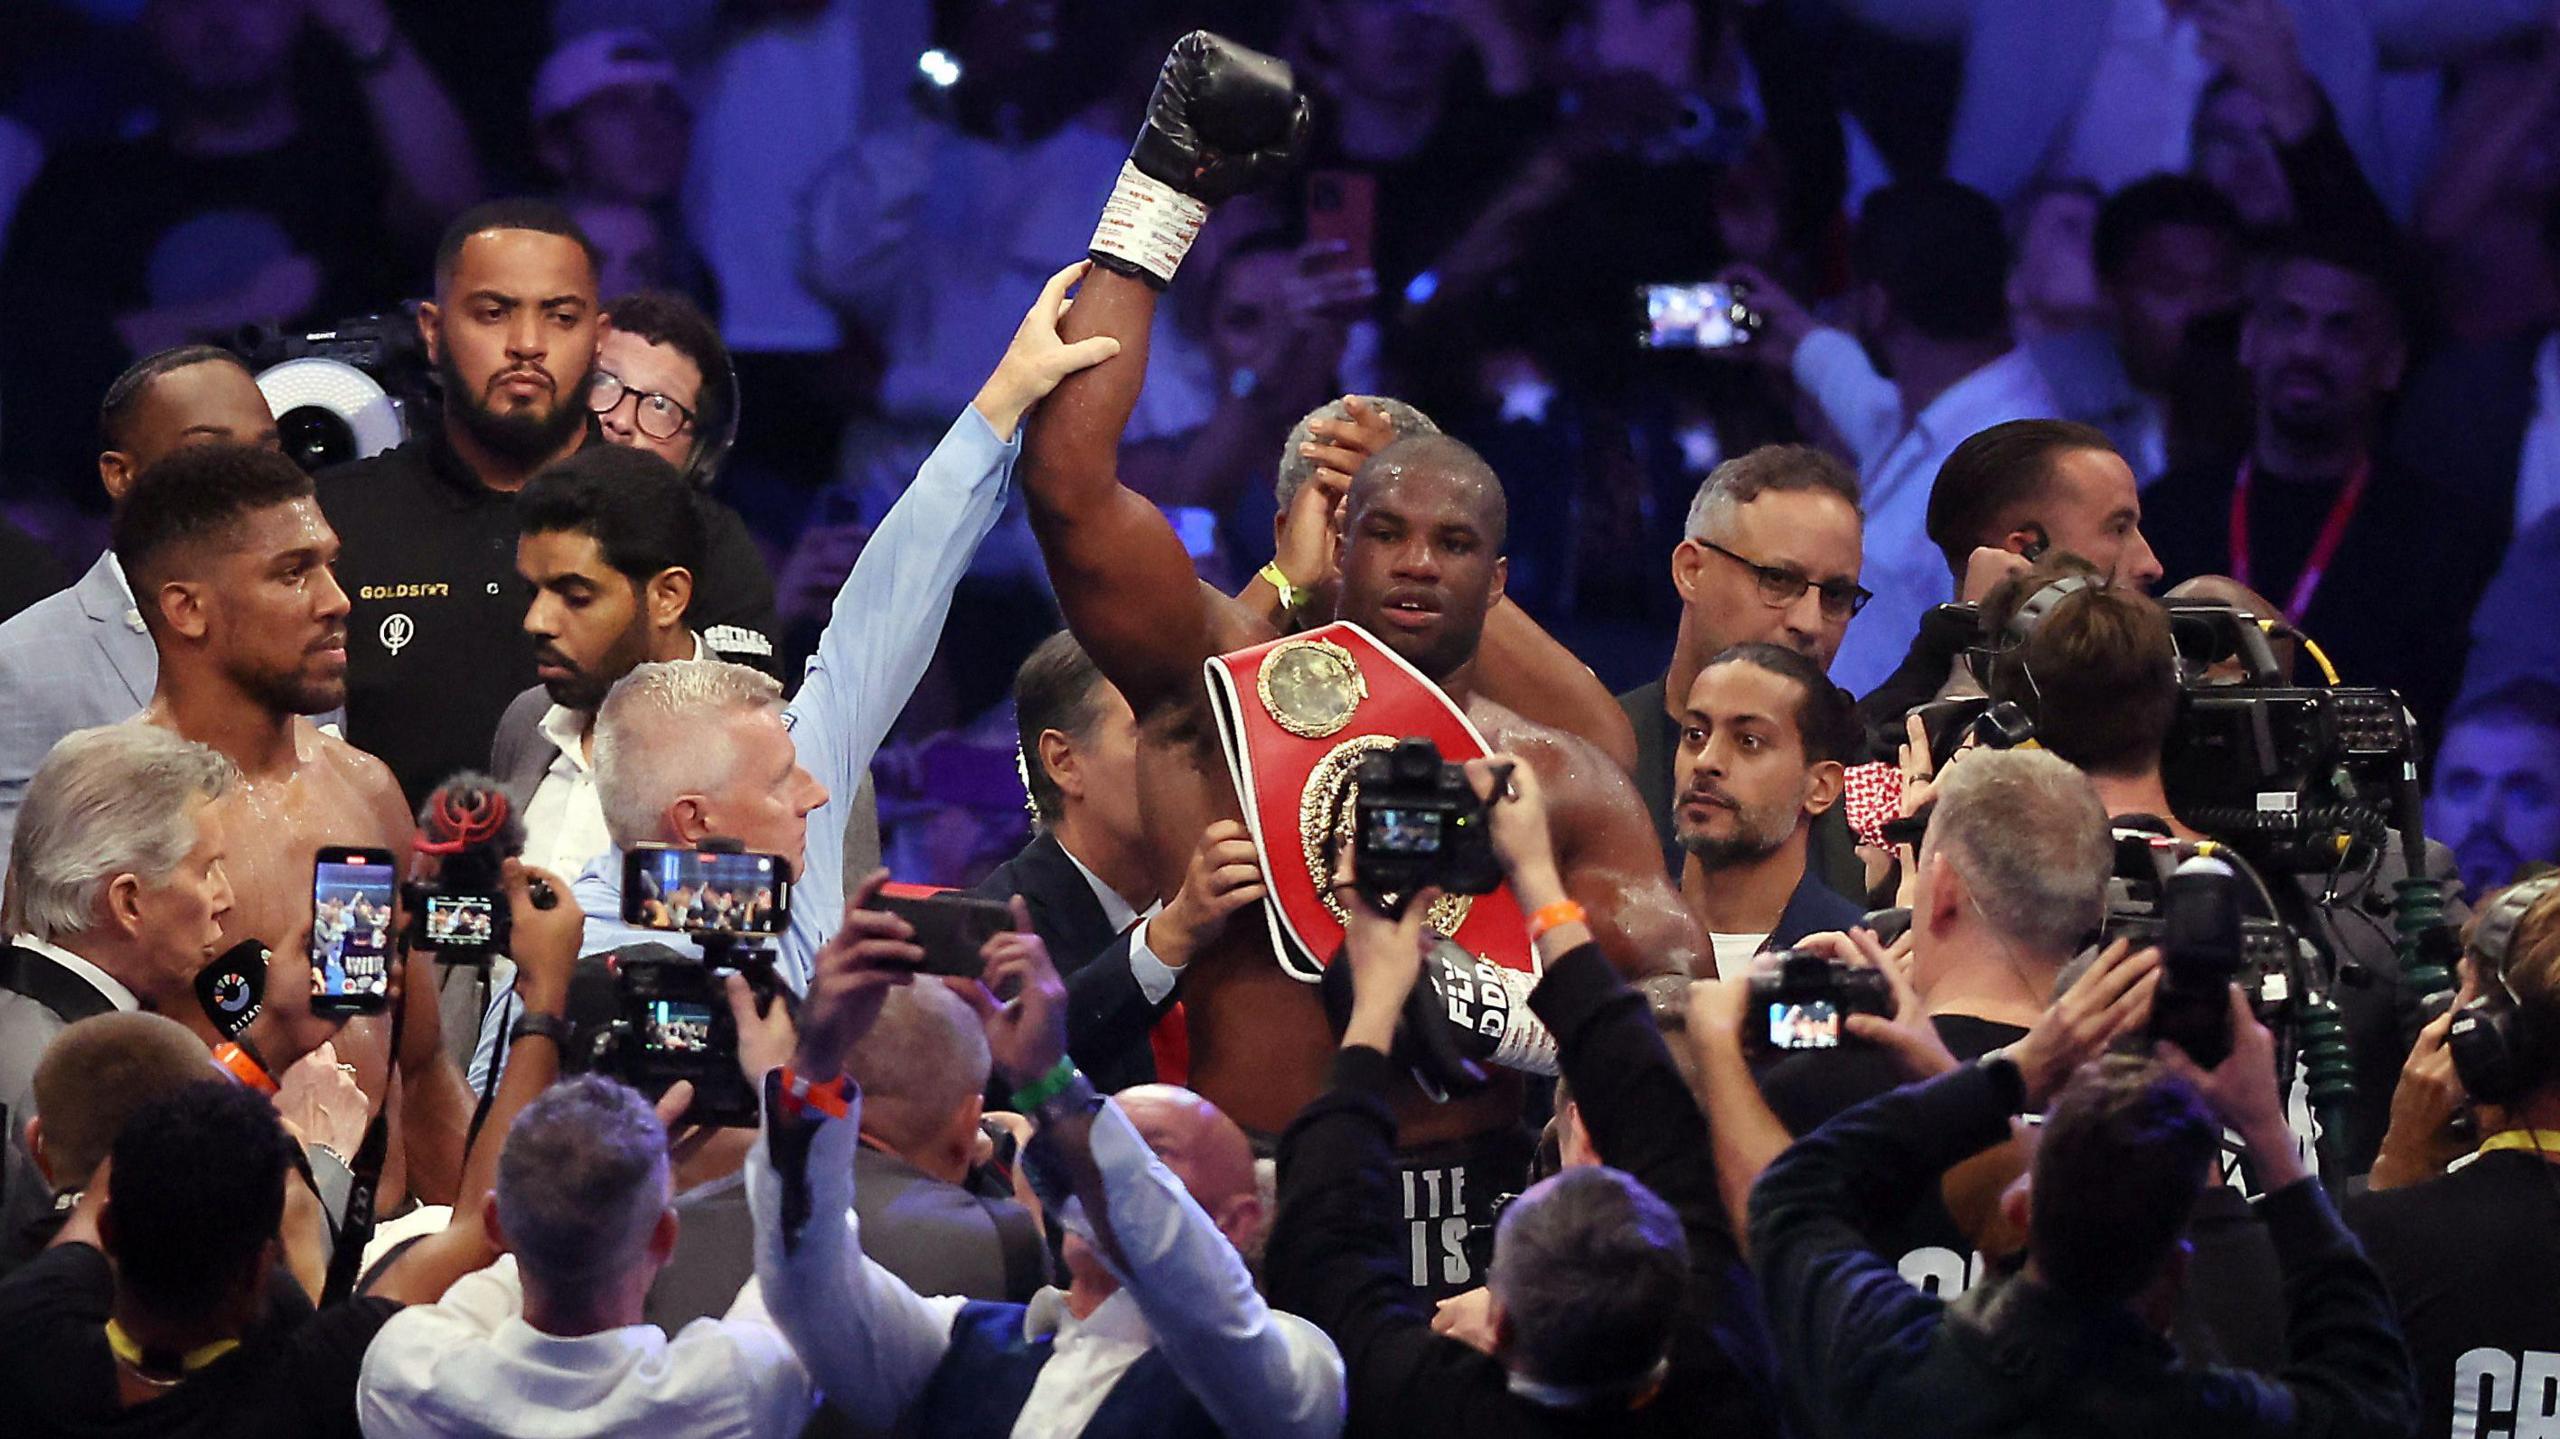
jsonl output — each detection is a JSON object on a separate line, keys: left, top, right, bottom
{"left": 748, "top": 874, "right": 1346, "bottom": 1439}
{"left": 0, "top": 860, "right": 579, "bottom": 1434}
{"left": 1267, "top": 757, "right": 1785, "bottom": 1437}
{"left": 1750, "top": 949, "right": 2420, "bottom": 1438}
{"left": 2346, "top": 876, "right": 2560, "bottom": 1439}
{"left": 1976, "top": 556, "right": 2456, "bottom": 1173}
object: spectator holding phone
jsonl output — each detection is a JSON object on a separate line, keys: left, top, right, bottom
{"left": 1750, "top": 971, "right": 2418, "bottom": 1439}
{"left": 747, "top": 872, "right": 1344, "bottom": 1439}
{"left": 1265, "top": 755, "right": 1785, "bottom": 1437}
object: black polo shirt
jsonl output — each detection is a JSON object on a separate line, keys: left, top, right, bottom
{"left": 318, "top": 427, "right": 781, "bottom": 803}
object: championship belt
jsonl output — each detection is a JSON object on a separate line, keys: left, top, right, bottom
{"left": 1204, "top": 621, "right": 1536, "bottom": 984}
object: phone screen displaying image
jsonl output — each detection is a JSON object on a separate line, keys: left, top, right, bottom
{"left": 311, "top": 849, "right": 397, "bottom": 1012}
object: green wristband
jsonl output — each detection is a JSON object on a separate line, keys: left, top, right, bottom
{"left": 1008, "top": 1057, "right": 1080, "bottom": 1113}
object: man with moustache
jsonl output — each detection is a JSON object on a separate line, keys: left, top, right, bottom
{"left": 124, "top": 442, "right": 477, "bottom": 1209}
{"left": 318, "top": 199, "right": 778, "bottom": 805}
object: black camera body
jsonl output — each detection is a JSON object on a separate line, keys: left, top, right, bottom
{"left": 586, "top": 951, "right": 764, "bottom": 1129}
{"left": 1747, "top": 949, "right": 1893, "bottom": 1051}
{"left": 406, "top": 776, "right": 518, "bottom": 966}
{"left": 2102, "top": 840, "right": 2306, "bottom": 1067}
{"left": 2161, "top": 686, "right": 2411, "bottom": 873}
{"left": 1353, "top": 738, "right": 1503, "bottom": 906}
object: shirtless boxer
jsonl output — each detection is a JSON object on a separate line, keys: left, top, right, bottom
{"left": 119, "top": 443, "right": 472, "bottom": 1204}
{"left": 1021, "top": 33, "right": 1703, "bottom": 1290}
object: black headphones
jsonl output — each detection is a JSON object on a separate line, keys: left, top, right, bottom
{"left": 1997, "top": 573, "right": 2096, "bottom": 652}
{"left": 2449, "top": 874, "right": 2560, "bottom": 1105}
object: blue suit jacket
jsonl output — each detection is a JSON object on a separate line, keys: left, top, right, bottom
{"left": 1770, "top": 862, "right": 1871, "bottom": 951}
{"left": 0, "top": 553, "right": 154, "bottom": 874}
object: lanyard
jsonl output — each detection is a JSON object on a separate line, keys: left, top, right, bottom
{"left": 2229, "top": 458, "right": 2368, "bottom": 626}
{"left": 2476, "top": 1129, "right": 2560, "bottom": 1158}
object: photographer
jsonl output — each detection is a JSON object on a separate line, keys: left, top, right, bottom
{"left": 1684, "top": 748, "right": 2116, "bottom": 1284}
{"left": 1750, "top": 979, "right": 2420, "bottom": 1438}
{"left": 1265, "top": 757, "right": 1784, "bottom": 1437}
{"left": 2346, "top": 878, "right": 2560, "bottom": 1438}
{"left": 0, "top": 862, "right": 572, "bottom": 1434}
{"left": 747, "top": 876, "right": 1343, "bottom": 1439}
{"left": 1980, "top": 557, "right": 2461, "bottom": 1171}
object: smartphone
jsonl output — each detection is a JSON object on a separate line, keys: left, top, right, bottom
{"left": 310, "top": 846, "right": 397, "bottom": 1015}
{"left": 622, "top": 846, "right": 792, "bottom": 937}
{"left": 195, "top": 939, "right": 268, "bottom": 1040}
{"left": 1305, "top": 170, "right": 1378, "bottom": 277}
{"left": 1768, "top": 998, "right": 1843, "bottom": 1051}
{"left": 878, "top": 884, "right": 1016, "bottom": 979}
{"left": 1638, "top": 282, "right": 1761, "bottom": 350}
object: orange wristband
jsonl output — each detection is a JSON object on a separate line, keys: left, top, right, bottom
{"left": 776, "top": 1065, "right": 852, "bottom": 1121}
{"left": 1527, "top": 900, "right": 1588, "bottom": 942}
{"left": 211, "top": 1041, "right": 279, "bottom": 1097}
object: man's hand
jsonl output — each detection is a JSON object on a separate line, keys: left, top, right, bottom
{"left": 773, "top": 520, "right": 868, "bottom": 630}
{"left": 1146, "top": 820, "right": 1265, "bottom": 970}
{"left": 1711, "top": 262, "right": 1817, "bottom": 369}
{"left": 795, "top": 869, "right": 921, "bottom": 1083}
{"left": 1298, "top": 394, "right": 1400, "bottom": 494}
{"left": 1431, "top": 1286, "right": 1501, "bottom": 1354}
{"left": 2368, "top": 1008, "right": 2470, "bottom": 1190}
{"left": 2004, "top": 939, "right": 2162, "bottom": 1108}
{"left": 238, "top": 918, "right": 348, "bottom": 1076}
{"left": 1796, "top": 928, "right": 1959, "bottom": 1080}
{"left": 275, "top": 1042, "right": 370, "bottom": 1160}
{"left": 972, "top": 261, "right": 1128, "bottom": 440}
{"left": 1270, "top": 471, "right": 1348, "bottom": 596}
{"left": 956, "top": 897, "right": 1068, "bottom": 1091}
{"left": 1684, "top": 974, "right": 1753, "bottom": 1056}
{"left": 1464, "top": 754, "right": 1564, "bottom": 909}
{"left": 1960, "top": 545, "right": 2035, "bottom": 605}
{"left": 2195, "top": 0, "right": 2322, "bottom": 143}
{"left": 501, "top": 860, "right": 584, "bottom": 1014}
{"left": 725, "top": 972, "right": 796, "bottom": 1086}
{"left": 1333, "top": 848, "right": 1438, "bottom": 1053}
{"left": 2155, "top": 986, "right": 2306, "bottom": 1190}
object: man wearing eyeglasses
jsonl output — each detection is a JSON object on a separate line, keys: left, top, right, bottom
{"left": 1616, "top": 444, "right": 1873, "bottom": 895}
{"left": 318, "top": 201, "right": 781, "bottom": 806}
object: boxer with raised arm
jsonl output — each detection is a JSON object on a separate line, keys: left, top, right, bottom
{"left": 1021, "top": 33, "right": 1700, "bottom": 1293}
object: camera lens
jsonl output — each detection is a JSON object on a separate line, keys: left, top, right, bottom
{"left": 276, "top": 406, "right": 356, "bottom": 474}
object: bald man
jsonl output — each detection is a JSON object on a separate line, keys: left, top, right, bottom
{"left": 0, "top": 345, "right": 285, "bottom": 874}
{"left": 751, "top": 884, "right": 1343, "bottom": 1439}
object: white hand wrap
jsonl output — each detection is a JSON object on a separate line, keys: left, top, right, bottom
{"left": 1089, "top": 161, "right": 1210, "bottom": 286}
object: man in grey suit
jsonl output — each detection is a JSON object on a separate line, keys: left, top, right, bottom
{"left": 0, "top": 346, "right": 280, "bottom": 877}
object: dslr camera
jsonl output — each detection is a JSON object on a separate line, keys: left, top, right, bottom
{"left": 1748, "top": 949, "right": 1893, "bottom": 1052}
{"left": 586, "top": 950, "right": 763, "bottom": 1128}
{"left": 1352, "top": 738, "right": 1506, "bottom": 909}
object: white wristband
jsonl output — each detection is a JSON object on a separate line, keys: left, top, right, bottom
{"left": 1089, "top": 161, "right": 1210, "bottom": 286}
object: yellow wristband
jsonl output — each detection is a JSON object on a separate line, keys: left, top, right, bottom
{"left": 1259, "top": 562, "right": 1310, "bottom": 613}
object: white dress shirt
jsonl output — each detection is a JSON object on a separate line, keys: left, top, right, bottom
{"left": 1794, "top": 330, "right": 2063, "bottom": 696}
{"left": 521, "top": 633, "right": 706, "bottom": 883}
{"left": 11, "top": 934, "right": 138, "bottom": 1012}
{"left": 1709, "top": 931, "right": 1772, "bottom": 982}
{"left": 1056, "top": 840, "right": 1184, "bottom": 1007}
{"left": 358, "top": 1256, "right": 812, "bottom": 1439}
{"left": 752, "top": 1089, "right": 1345, "bottom": 1439}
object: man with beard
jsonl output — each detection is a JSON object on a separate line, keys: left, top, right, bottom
{"left": 2426, "top": 680, "right": 2560, "bottom": 902}
{"left": 2144, "top": 231, "right": 2498, "bottom": 743}
{"left": 123, "top": 443, "right": 476, "bottom": 1210}
{"left": 1673, "top": 644, "right": 1865, "bottom": 977}
{"left": 1022, "top": 34, "right": 1703, "bottom": 1294}
{"left": 318, "top": 199, "right": 779, "bottom": 806}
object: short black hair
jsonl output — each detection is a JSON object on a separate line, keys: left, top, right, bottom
{"left": 111, "top": 443, "right": 316, "bottom": 618}
{"left": 603, "top": 290, "right": 736, "bottom": 471}
{"left": 105, "top": 1080, "right": 293, "bottom": 1313}
{"left": 100, "top": 345, "right": 251, "bottom": 452}
{"left": 1852, "top": 179, "right": 2011, "bottom": 342}
{"left": 2253, "top": 227, "right": 2412, "bottom": 334}
{"left": 1926, "top": 419, "right": 2120, "bottom": 581}
{"left": 2449, "top": 677, "right": 2560, "bottom": 736}
{"left": 517, "top": 444, "right": 706, "bottom": 589}
{"left": 1014, "top": 630, "right": 1111, "bottom": 827}
{"left": 2093, "top": 174, "right": 2244, "bottom": 284}
{"left": 1699, "top": 641, "right": 1858, "bottom": 765}
{"left": 435, "top": 197, "right": 603, "bottom": 289}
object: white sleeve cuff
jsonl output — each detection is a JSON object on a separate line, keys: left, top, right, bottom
{"left": 1129, "top": 921, "right": 1183, "bottom": 1006}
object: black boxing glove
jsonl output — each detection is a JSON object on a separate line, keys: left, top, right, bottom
{"left": 1089, "top": 30, "right": 1309, "bottom": 288}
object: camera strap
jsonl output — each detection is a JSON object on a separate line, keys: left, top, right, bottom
{"left": 320, "top": 980, "right": 407, "bottom": 1306}
{"left": 2228, "top": 458, "right": 2368, "bottom": 626}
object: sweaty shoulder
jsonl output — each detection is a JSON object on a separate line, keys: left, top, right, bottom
{"left": 1478, "top": 698, "right": 1646, "bottom": 812}
{"left": 309, "top": 724, "right": 412, "bottom": 834}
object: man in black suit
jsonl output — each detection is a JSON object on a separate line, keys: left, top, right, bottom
{"left": 973, "top": 632, "right": 1265, "bottom": 1091}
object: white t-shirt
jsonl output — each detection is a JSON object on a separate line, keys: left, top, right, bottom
{"left": 1711, "top": 931, "right": 1771, "bottom": 981}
